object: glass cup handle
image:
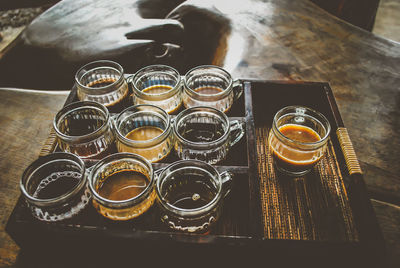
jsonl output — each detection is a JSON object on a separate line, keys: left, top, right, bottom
{"left": 232, "top": 79, "right": 243, "bottom": 101}
{"left": 154, "top": 168, "right": 165, "bottom": 179}
{"left": 229, "top": 120, "right": 245, "bottom": 147}
{"left": 220, "top": 171, "right": 233, "bottom": 198}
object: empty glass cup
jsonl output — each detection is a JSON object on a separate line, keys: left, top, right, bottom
{"left": 130, "top": 65, "right": 182, "bottom": 114}
{"left": 174, "top": 106, "right": 245, "bottom": 164}
{"left": 53, "top": 101, "right": 115, "bottom": 160}
{"left": 268, "top": 106, "right": 331, "bottom": 176}
{"left": 156, "top": 160, "right": 232, "bottom": 233}
{"left": 114, "top": 104, "right": 174, "bottom": 163}
{"left": 183, "top": 65, "right": 242, "bottom": 113}
{"left": 88, "top": 153, "right": 156, "bottom": 221}
{"left": 75, "top": 60, "right": 130, "bottom": 112}
{"left": 20, "top": 152, "right": 91, "bottom": 222}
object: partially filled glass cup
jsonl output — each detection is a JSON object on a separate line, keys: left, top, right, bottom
{"left": 174, "top": 106, "right": 245, "bottom": 164}
{"left": 88, "top": 153, "right": 156, "bottom": 221}
{"left": 75, "top": 60, "right": 130, "bottom": 113}
{"left": 130, "top": 65, "right": 182, "bottom": 114}
{"left": 114, "top": 104, "right": 174, "bottom": 163}
{"left": 156, "top": 160, "right": 232, "bottom": 233}
{"left": 268, "top": 106, "right": 331, "bottom": 176}
{"left": 183, "top": 65, "right": 243, "bottom": 113}
{"left": 20, "top": 152, "right": 91, "bottom": 222}
{"left": 53, "top": 101, "right": 115, "bottom": 160}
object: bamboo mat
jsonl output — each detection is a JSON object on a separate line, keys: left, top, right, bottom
{"left": 256, "top": 126, "right": 358, "bottom": 241}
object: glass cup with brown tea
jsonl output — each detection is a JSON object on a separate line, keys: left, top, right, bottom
{"left": 183, "top": 65, "right": 242, "bottom": 113}
{"left": 130, "top": 65, "right": 182, "bottom": 114}
{"left": 88, "top": 153, "right": 156, "bottom": 221}
{"left": 114, "top": 104, "right": 174, "bottom": 163}
{"left": 174, "top": 106, "right": 245, "bottom": 164}
{"left": 268, "top": 106, "right": 331, "bottom": 177}
{"left": 53, "top": 101, "right": 115, "bottom": 160}
{"left": 156, "top": 160, "right": 232, "bottom": 234}
{"left": 75, "top": 60, "right": 130, "bottom": 113}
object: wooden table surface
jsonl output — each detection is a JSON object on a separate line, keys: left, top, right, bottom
{"left": 0, "top": 0, "right": 399, "bottom": 267}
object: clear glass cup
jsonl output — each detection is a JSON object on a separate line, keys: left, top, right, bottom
{"left": 268, "top": 106, "right": 331, "bottom": 176}
{"left": 174, "top": 106, "right": 245, "bottom": 164}
{"left": 114, "top": 104, "right": 174, "bottom": 163}
{"left": 130, "top": 65, "right": 182, "bottom": 114}
{"left": 53, "top": 101, "right": 115, "bottom": 160}
{"left": 88, "top": 153, "right": 156, "bottom": 221}
{"left": 75, "top": 60, "right": 130, "bottom": 113}
{"left": 156, "top": 160, "right": 232, "bottom": 233}
{"left": 20, "top": 152, "right": 91, "bottom": 222}
{"left": 183, "top": 65, "right": 243, "bottom": 113}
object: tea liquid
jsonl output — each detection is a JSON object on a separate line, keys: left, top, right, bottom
{"left": 180, "top": 122, "right": 225, "bottom": 142}
{"left": 119, "top": 126, "right": 171, "bottom": 163}
{"left": 194, "top": 86, "right": 224, "bottom": 95}
{"left": 60, "top": 117, "right": 105, "bottom": 136}
{"left": 33, "top": 172, "right": 82, "bottom": 199}
{"left": 86, "top": 78, "right": 130, "bottom": 113}
{"left": 86, "top": 78, "right": 117, "bottom": 88}
{"left": 165, "top": 174, "right": 216, "bottom": 209}
{"left": 270, "top": 124, "right": 322, "bottom": 172}
{"left": 98, "top": 170, "right": 149, "bottom": 201}
{"left": 142, "top": 85, "right": 173, "bottom": 94}
{"left": 125, "top": 126, "right": 164, "bottom": 141}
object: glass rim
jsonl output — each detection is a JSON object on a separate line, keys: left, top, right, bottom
{"left": 53, "top": 101, "right": 110, "bottom": 143}
{"left": 20, "top": 152, "right": 86, "bottom": 206}
{"left": 273, "top": 106, "right": 331, "bottom": 146}
{"left": 155, "top": 160, "right": 223, "bottom": 216}
{"left": 88, "top": 152, "right": 154, "bottom": 207}
{"left": 114, "top": 104, "right": 172, "bottom": 147}
{"left": 183, "top": 65, "right": 233, "bottom": 99}
{"left": 75, "top": 60, "right": 125, "bottom": 95}
{"left": 173, "top": 106, "right": 230, "bottom": 147}
{"left": 130, "top": 64, "right": 181, "bottom": 100}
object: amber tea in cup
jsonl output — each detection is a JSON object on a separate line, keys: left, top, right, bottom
{"left": 130, "top": 65, "right": 182, "bottom": 114}
{"left": 114, "top": 104, "right": 173, "bottom": 163}
{"left": 88, "top": 153, "right": 156, "bottom": 221}
{"left": 53, "top": 101, "right": 115, "bottom": 160}
{"left": 268, "top": 106, "right": 331, "bottom": 176}
{"left": 75, "top": 60, "right": 130, "bottom": 112}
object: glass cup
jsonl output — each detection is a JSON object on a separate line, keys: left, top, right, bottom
{"left": 156, "top": 160, "right": 232, "bottom": 233}
{"left": 88, "top": 153, "right": 156, "bottom": 221}
{"left": 75, "top": 60, "right": 130, "bottom": 112}
{"left": 53, "top": 101, "right": 115, "bottom": 160}
{"left": 130, "top": 65, "right": 182, "bottom": 114}
{"left": 20, "top": 152, "right": 91, "bottom": 222}
{"left": 183, "top": 65, "right": 243, "bottom": 113}
{"left": 114, "top": 104, "right": 174, "bottom": 163}
{"left": 268, "top": 106, "right": 331, "bottom": 176}
{"left": 174, "top": 106, "right": 245, "bottom": 164}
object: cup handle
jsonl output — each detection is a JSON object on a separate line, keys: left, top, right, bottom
{"left": 232, "top": 79, "right": 243, "bottom": 101}
{"left": 154, "top": 168, "right": 165, "bottom": 179}
{"left": 220, "top": 171, "right": 233, "bottom": 198}
{"left": 229, "top": 119, "right": 245, "bottom": 147}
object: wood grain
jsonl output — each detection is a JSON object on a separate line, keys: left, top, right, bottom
{"left": 0, "top": 89, "right": 68, "bottom": 267}
{"left": 0, "top": 0, "right": 399, "bottom": 266}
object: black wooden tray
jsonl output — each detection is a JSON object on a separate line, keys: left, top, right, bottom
{"left": 6, "top": 80, "right": 385, "bottom": 267}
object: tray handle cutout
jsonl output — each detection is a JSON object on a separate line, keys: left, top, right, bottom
{"left": 336, "top": 127, "right": 362, "bottom": 175}
{"left": 39, "top": 128, "right": 58, "bottom": 157}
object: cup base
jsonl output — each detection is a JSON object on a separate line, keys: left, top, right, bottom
{"left": 274, "top": 162, "right": 312, "bottom": 177}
